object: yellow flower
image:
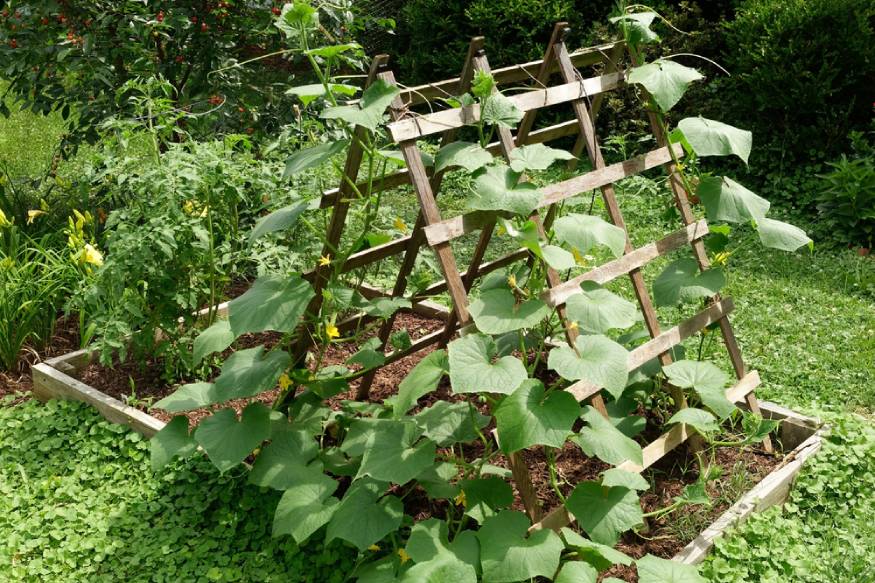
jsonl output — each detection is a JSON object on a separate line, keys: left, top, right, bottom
{"left": 367, "top": 544, "right": 381, "bottom": 552}
{"left": 571, "top": 248, "right": 585, "bottom": 265}
{"left": 325, "top": 323, "right": 340, "bottom": 339}
{"left": 27, "top": 209, "right": 46, "bottom": 224}
{"left": 397, "top": 548, "right": 411, "bottom": 564}
{"left": 712, "top": 251, "right": 732, "bottom": 266}
{"left": 506, "top": 274, "right": 517, "bottom": 288}
{"left": 393, "top": 216, "right": 408, "bottom": 233}
{"left": 454, "top": 490, "right": 467, "bottom": 508}
{"left": 496, "top": 224, "right": 507, "bottom": 236}
{"left": 278, "top": 373, "right": 292, "bottom": 390}
{"left": 83, "top": 243, "right": 104, "bottom": 267}
{"left": 568, "top": 321, "right": 579, "bottom": 331}
{"left": 319, "top": 254, "right": 331, "bottom": 266}
{"left": 0, "top": 209, "right": 12, "bottom": 228}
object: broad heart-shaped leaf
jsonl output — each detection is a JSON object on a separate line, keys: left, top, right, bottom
{"left": 153, "top": 382, "right": 217, "bottom": 412}
{"left": 756, "top": 217, "right": 813, "bottom": 252}
{"left": 304, "top": 43, "right": 362, "bottom": 58}
{"left": 150, "top": 415, "right": 196, "bottom": 470}
{"left": 194, "top": 403, "right": 272, "bottom": 473}
{"left": 478, "top": 510, "right": 564, "bottom": 583}
{"left": 627, "top": 59, "right": 703, "bottom": 112}
{"left": 565, "top": 481, "right": 643, "bottom": 546}
{"left": 481, "top": 92, "right": 524, "bottom": 129}
{"left": 469, "top": 288, "right": 551, "bottom": 335}
{"left": 388, "top": 349, "right": 448, "bottom": 417}
{"left": 192, "top": 319, "right": 234, "bottom": 366}
{"left": 573, "top": 406, "right": 643, "bottom": 466}
{"left": 697, "top": 176, "right": 769, "bottom": 223}
{"left": 470, "top": 165, "right": 542, "bottom": 216}
{"left": 285, "top": 83, "right": 359, "bottom": 106}
{"left": 652, "top": 258, "right": 725, "bottom": 307}
{"left": 509, "top": 144, "right": 575, "bottom": 172}
{"left": 248, "top": 428, "right": 320, "bottom": 490}
{"left": 272, "top": 473, "right": 340, "bottom": 543}
{"left": 362, "top": 296, "right": 412, "bottom": 318}
{"left": 667, "top": 407, "right": 720, "bottom": 435}
{"left": 548, "top": 335, "right": 630, "bottom": 400}
{"left": 460, "top": 477, "right": 515, "bottom": 524}
{"left": 435, "top": 141, "right": 493, "bottom": 173}
{"left": 560, "top": 527, "right": 634, "bottom": 571}
{"left": 555, "top": 561, "right": 598, "bottom": 583}
{"left": 494, "top": 380, "right": 580, "bottom": 453}
{"left": 249, "top": 200, "right": 312, "bottom": 243}
{"left": 542, "top": 244, "right": 577, "bottom": 270}
{"left": 677, "top": 117, "right": 752, "bottom": 163}
{"left": 283, "top": 140, "right": 348, "bottom": 178}
{"left": 213, "top": 346, "right": 291, "bottom": 403}
{"left": 553, "top": 213, "right": 626, "bottom": 258}
{"left": 610, "top": 11, "right": 659, "bottom": 45}
{"left": 325, "top": 478, "right": 403, "bottom": 551}
{"left": 404, "top": 519, "right": 479, "bottom": 583}
{"left": 602, "top": 468, "right": 650, "bottom": 491}
{"left": 448, "top": 334, "right": 528, "bottom": 395}
{"left": 414, "top": 401, "right": 490, "bottom": 447}
{"left": 663, "top": 360, "right": 735, "bottom": 420}
{"left": 401, "top": 557, "right": 478, "bottom": 583}
{"left": 566, "top": 282, "right": 641, "bottom": 334}
{"left": 356, "top": 420, "right": 437, "bottom": 485}
{"left": 636, "top": 554, "right": 706, "bottom": 583}
{"left": 228, "top": 275, "right": 314, "bottom": 335}
{"left": 320, "top": 79, "right": 400, "bottom": 132}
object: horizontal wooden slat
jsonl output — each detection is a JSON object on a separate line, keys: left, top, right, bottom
{"left": 531, "top": 370, "right": 762, "bottom": 532}
{"left": 424, "top": 145, "right": 683, "bottom": 246}
{"left": 394, "top": 42, "right": 623, "bottom": 106}
{"left": 544, "top": 218, "right": 709, "bottom": 308}
{"left": 388, "top": 71, "right": 625, "bottom": 142}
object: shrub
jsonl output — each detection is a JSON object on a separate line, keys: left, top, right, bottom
{"left": 816, "top": 132, "right": 875, "bottom": 248}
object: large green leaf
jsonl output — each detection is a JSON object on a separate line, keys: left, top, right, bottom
{"left": 494, "top": 379, "right": 580, "bottom": 453}
{"left": 627, "top": 59, "right": 703, "bottom": 112}
{"left": 415, "top": 401, "right": 490, "bottom": 447}
{"left": 548, "top": 335, "right": 629, "bottom": 399}
{"left": 285, "top": 83, "right": 359, "bottom": 106}
{"left": 470, "top": 165, "right": 542, "bottom": 216}
{"left": 610, "top": 12, "right": 659, "bottom": 45}
{"left": 553, "top": 214, "right": 626, "bottom": 258}
{"left": 213, "top": 346, "right": 291, "bottom": 403}
{"left": 565, "top": 481, "right": 643, "bottom": 546}
{"left": 228, "top": 275, "right": 314, "bottom": 335}
{"left": 435, "top": 141, "right": 493, "bottom": 173}
{"left": 756, "top": 217, "right": 812, "bottom": 252}
{"left": 283, "top": 140, "right": 348, "bottom": 178}
{"left": 667, "top": 407, "right": 720, "bottom": 435}
{"left": 602, "top": 468, "right": 650, "bottom": 491}
{"left": 636, "top": 554, "right": 706, "bottom": 583}
{"left": 362, "top": 297, "right": 412, "bottom": 318}
{"left": 663, "top": 360, "right": 735, "bottom": 420}
{"left": 403, "top": 519, "right": 479, "bottom": 583}
{"left": 477, "top": 510, "right": 564, "bottom": 583}
{"left": 566, "top": 282, "right": 641, "bottom": 334}
{"left": 448, "top": 334, "right": 527, "bottom": 395}
{"left": 653, "top": 258, "right": 725, "bottom": 307}
{"left": 460, "top": 477, "right": 515, "bottom": 524}
{"left": 356, "top": 420, "right": 437, "bottom": 485}
{"left": 573, "top": 406, "right": 643, "bottom": 466}
{"left": 326, "top": 479, "right": 403, "bottom": 551}
{"left": 481, "top": 92, "right": 524, "bottom": 129}
{"left": 555, "top": 561, "right": 598, "bottom": 583}
{"left": 152, "top": 382, "right": 217, "bottom": 413}
{"left": 272, "top": 474, "right": 340, "bottom": 543}
{"left": 194, "top": 403, "right": 272, "bottom": 473}
{"left": 305, "top": 43, "right": 362, "bottom": 58}
{"left": 677, "top": 117, "right": 752, "bottom": 164}
{"left": 560, "top": 527, "right": 634, "bottom": 571}
{"left": 320, "top": 79, "right": 400, "bottom": 131}
{"left": 697, "top": 177, "right": 769, "bottom": 223}
{"left": 542, "top": 244, "right": 577, "bottom": 270}
{"left": 248, "top": 428, "right": 320, "bottom": 490}
{"left": 150, "top": 415, "right": 196, "bottom": 470}
{"left": 509, "top": 144, "right": 575, "bottom": 173}
{"left": 469, "top": 288, "right": 551, "bottom": 335}
{"left": 192, "top": 319, "right": 234, "bottom": 365}
{"left": 249, "top": 200, "right": 312, "bottom": 243}
{"left": 388, "top": 349, "right": 449, "bottom": 417}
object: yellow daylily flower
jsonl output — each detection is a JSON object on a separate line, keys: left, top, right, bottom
{"left": 393, "top": 216, "right": 408, "bottom": 233}
{"left": 367, "top": 544, "right": 381, "bottom": 552}
{"left": 0, "top": 209, "right": 12, "bottom": 228}
{"left": 27, "top": 209, "right": 46, "bottom": 224}
{"left": 454, "top": 490, "right": 467, "bottom": 508}
{"left": 325, "top": 323, "right": 340, "bottom": 339}
{"left": 278, "top": 373, "right": 292, "bottom": 390}
{"left": 397, "top": 548, "right": 411, "bottom": 564}
{"left": 319, "top": 254, "right": 331, "bottom": 266}
{"left": 83, "top": 243, "right": 104, "bottom": 267}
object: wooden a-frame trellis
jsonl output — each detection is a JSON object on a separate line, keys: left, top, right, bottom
{"left": 301, "top": 23, "right": 773, "bottom": 533}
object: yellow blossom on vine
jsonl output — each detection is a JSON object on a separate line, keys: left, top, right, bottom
{"left": 325, "top": 323, "right": 340, "bottom": 339}
{"left": 496, "top": 224, "right": 507, "bottom": 236}
{"left": 568, "top": 321, "right": 579, "bottom": 331}
{"left": 507, "top": 274, "right": 517, "bottom": 288}
{"left": 712, "top": 251, "right": 732, "bottom": 266}
{"left": 367, "top": 544, "right": 381, "bottom": 552}
{"left": 0, "top": 209, "right": 11, "bottom": 228}
{"left": 397, "top": 548, "right": 411, "bottom": 564}
{"left": 454, "top": 490, "right": 467, "bottom": 508}
{"left": 319, "top": 254, "right": 332, "bottom": 266}
{"left": 393, "top": 216, "right": 408, "bottom": 233}
{"left": 278, "top": 373, "right": 292, "bottom": 390}
{"left": 27, "top": 209, "right": 46, "bottom": 224}
{"left": 572, "top": 248, "right": 585, "bottom": 265}
{"left": 83, "top": 244, "right": 104, "bottom": 267}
